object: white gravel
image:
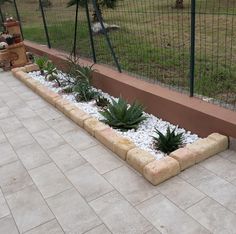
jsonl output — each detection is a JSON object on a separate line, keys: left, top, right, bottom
{"left": 29, "top": 70, "right": 199, "bottom": 160}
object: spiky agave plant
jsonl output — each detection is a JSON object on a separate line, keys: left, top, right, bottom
{"left": 96, "top": 95, "right": 110, "bottom": 108}
{"left": 153, "top": 126, "right": 184, "bottom": 154}
{"left": 100, "top": 97, "right": 147, "bottom": 131}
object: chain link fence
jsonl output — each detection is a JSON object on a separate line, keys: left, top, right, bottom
{"left": 1, "top": 0, "right": 235, "bottom": 110}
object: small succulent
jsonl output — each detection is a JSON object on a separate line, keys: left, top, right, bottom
{"left": 153, "top": 126, "right": 183, "bottom": 154}
{"left": 100, "top": 97, "right": 146, "bottom": 131}
{"left": 65, "top": 55, "right": 94, "bottom": 86}
{"left": 96, "top": 96, "right": 110, "bottom": 108}
{"left": 73, "top": 80, "right": 98, "bottom": 102}
{"left": 45, "top": 61, "right": 61, "bottom": 87}
{"left": 35, "top": 56, "right": 49, "bottom": 75}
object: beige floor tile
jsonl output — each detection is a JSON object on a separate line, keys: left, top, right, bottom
{"left": 80, "top": 145, "right": 123, "bottom": 174}
{"left": 16, "top": 143, "right": 51, "bottom": 170}
{"left": 0, "top": 106, "right": 14, "bottom": 119}
{"left": 200, "top": 156, "right": 236, "bottom": 182}
{"left": 136, "top": 194, "right": 210, "bottom": 234}
{"left": 0, "top": 161, "right": 33, "bottom": 196}
{"left": 48, "top": 143, "right": 86, "bottom": 172}
{"left": 186, "top": 197, "right": 236, "bottom": 234}
{"left": 0, "top": 116, "right": 23, "bottom": 133}
{"left": 21, "top": 116, "right": 49, "bottom": 133}
{"left": 33, "top": 128, "right": 65, "bottom": 150}
{"left": 24, "top": 219, "right": 64, "bottom": 234}
{"left": 6, "top": 185, "right": 54, "bottom": 233}
{"left": 29, "top": 162, "right": 72, "bottom": 198}
{"left": 62, "top": 129, "right": 98, "bottom": 152}
{"left": 84, "top": 224, "right": 111, "bottom": 234}
{"left": 6, "top": 128, "right": 36, "bottom": 150}
{"left": 35, "top": 106, "right": 62, "bottom": 121}
{"left": 0, "top": 142, "right": 18, "bottom": 166}
{"left": 104, "top": 166, "right": 159, "bottom": 205}
{"left": 66, "top": 163, "right": 113, "bottom": 201}
{"left": 89, "top": 190, "right": 153, "bottom": 234}
{"left": 46, "top": 116, "right": 77, "bottom": 135}
{"left": 0, "top": 189, "right": 10, "bottom": 219}
{"left": 47, "top": 188, "right": 101, "bottom": 233}
{"left": 0, "top": 215, "right": 19, "bottom": 234}
{"left": 158, "top": 176, "right": 206, "bottom": 210}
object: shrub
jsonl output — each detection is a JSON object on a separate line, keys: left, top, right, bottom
{"left": 35, "top": 56, "right": 48, "bottom": 75}
{"left": 96, "top": 95, "right": 110, "bottom": 108}
{"left": 100, "top": 97, "right": 146, "bottom": 131}
{"left": 73, "top": 80, "right": 98, "bottom": 102}
{"left": 153, "top": 126, "right": 183, "bottom": 154}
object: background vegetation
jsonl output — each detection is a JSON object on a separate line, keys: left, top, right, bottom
{"left": 1, "top": 0, "right": 236, "bottom": 109}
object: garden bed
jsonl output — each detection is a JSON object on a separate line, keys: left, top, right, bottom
{"left": 12, "top": 63, "right": 229, "bottom": 185}
{"left": 28, "top": 70, "right": 199, "bottom": 160}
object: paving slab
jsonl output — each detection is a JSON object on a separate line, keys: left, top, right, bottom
{"left": 89, "top": 190, "right": 153, "bottom": 234}
{"left": 6, "top": 185, "right": 54, "bottom": 233}
{"left": 136, "top": 194, "right": 210, "bottom": 234}
{"left": 29, "top": 162, "right": 72, "bottom": 198}
{"left": 48, "top": 143, "right": 86, "bottom": 172}
{"left": 47, "top": 188, "right": 101, "bottom": 233}
{"left": 16, "top": 143, "right": 51, "bottom": 170}
{"left": 80, "top": 145, "right": 123, "bottom": 174}
{"left": 66, "top": 163, "right": 114, "bottom": 202}
{"left": 0, "top": 215, "right": 19, "bottom": 234}
{"left": 104, "top": 166, "right": 159, "bottom": 206}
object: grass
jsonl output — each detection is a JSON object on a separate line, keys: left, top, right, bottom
{"left": 2, "top": 0, "right": 236, "bottom": 107}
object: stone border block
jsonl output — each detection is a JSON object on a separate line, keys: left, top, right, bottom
{"left": 207, "top": 133, "right": 229, "bottom": 151}
{"left": 187, "top": 138, "right": 220, "bottom": 163}
{"left": 113, "top": 138, "right": 136, "bottom": 160}
{"left": 169, "top": 147, "right": 197, "bottom": 171}
{"left": 143, "top": 156, "right": 180, "bottom": 185}
{"left": 24, "top": 63, "right": 39, "bottom": 73}
{"left": 95, "top": 128, "right": 121, "bottom": 151}
{"left": 84, "top": 118, "right": 109, "bottom": 136}
{"left": 68, "top": 109, "right": 91, "bottom": 127}
{"left": 126, "top": 148, "right": 156, "bottom": 174}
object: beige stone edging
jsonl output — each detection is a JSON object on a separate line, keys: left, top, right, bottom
{"left": 11, "top": 64, "right": 230, "bottom": 186}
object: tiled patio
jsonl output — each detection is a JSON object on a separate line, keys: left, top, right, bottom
{"left": 0, "top": 71, "right": 236, "bottom": 234}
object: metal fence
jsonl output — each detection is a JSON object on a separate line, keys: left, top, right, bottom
{"left": 1, "top": 0, "right": 236, "bottom": 110}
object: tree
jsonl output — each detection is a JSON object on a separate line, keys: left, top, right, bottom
{"left": 0, "top": 0, "right": 12, "bottom": 5}
{"left": 67, "top": 0, "right": 117, "bottom": 22}
{"left": 175, "top": 0, "right": 184, "bottom": 9}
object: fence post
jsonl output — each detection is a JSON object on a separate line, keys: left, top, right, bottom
{"left": 0, "top": 7, "right": 4, "bottom": 24}
{"left": 39, "top": 0, "right": 51, "bottom": 48}
{"left": 72, "top": 0, "right": 79, "bottom": 57}
{"left": 13, "top": 0, "right": 24, "bottom": 40}
{"left": 85, "top": 0, "right": 96, "bottom": 63}
{"left": 91, "top": 0, "right": 121, "bottom": 72}
{"left": 189, "top": 0, "right": 196, "bottom": 97}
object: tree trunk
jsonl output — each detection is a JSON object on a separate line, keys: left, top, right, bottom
{"left": 175, "top": 0, "right": 184, "bottom": 9}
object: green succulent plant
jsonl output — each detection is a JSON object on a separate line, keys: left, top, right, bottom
{"left": 73, "top": 80, "right": 98, "bottom": 102}
{"left": 65, "top": 55, "right": 94, "bottom": 86}
{"left": 100, "top": 97, "right": 146, "bottom": 131}
{"left": 153, "top": 126, "right": 183, "bottom": 154}
{"left": 35, "top": 56, "right": 49, "bottom": 75}
{"left": 96, "top": 95, "right": 110, "bottom": 108}
{"left": 45, "top": 61, "right": 61, "bottom": 87}
{"left": 61, "top": 86, "right": 73, "bottom": 94}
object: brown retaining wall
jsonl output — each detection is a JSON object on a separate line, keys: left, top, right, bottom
{"left": 25, "top": 40, "right": 236, "bottom": 138}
